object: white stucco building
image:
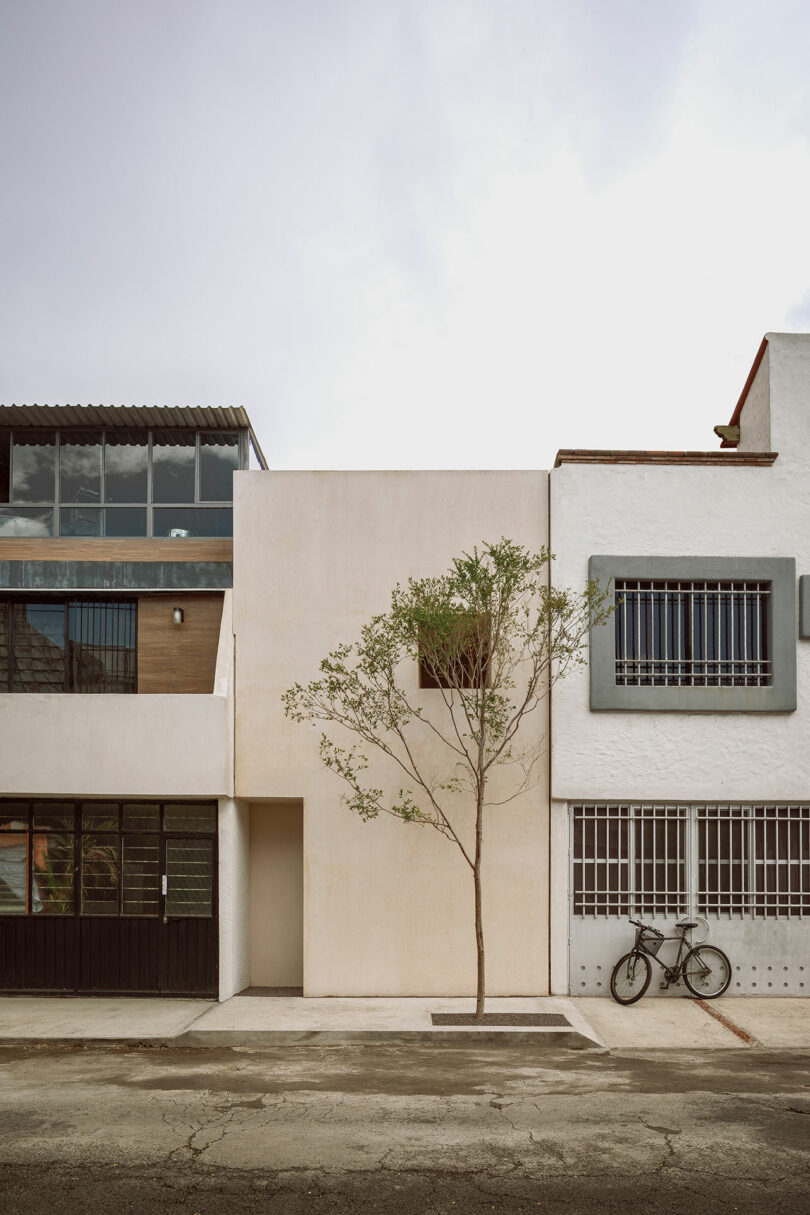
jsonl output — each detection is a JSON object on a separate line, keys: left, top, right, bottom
{"left": 550, "top": 333, "right": 809, "bottom": 997}
{"left": 0, "top": 334, "right": 807, "bottom": 1000}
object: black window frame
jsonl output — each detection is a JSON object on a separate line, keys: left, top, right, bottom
{"left": 0, "top": 799, "right": 218, "bottom": 920}
{"left": 0, "top": 595, "right": 138, "bottom": 694}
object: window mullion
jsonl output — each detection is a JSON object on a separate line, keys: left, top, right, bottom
{"left": 628, "top": 805, "right": 636, "bottom": 915}
{"left": 73, "top": 804, "right": 80, "bottom": 918}
{"left": 54, "top": 430, "right": 61, "bottom": 536}
{"left": 688, "top": 804, "right": 699, "bottom": 919}
{"left": 748, "top": 808, "right": 757, "bottom": 917}
{"left": 147, "top": 432, "right": 153, "bottom": 538}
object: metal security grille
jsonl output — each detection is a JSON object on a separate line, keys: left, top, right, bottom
{"left": 614, "top": 580, "right": 770, "bottom": 687}
{"left": 0, "top": 598, "right": 136, "bottom": 693}
{"left": 698, "top": 805, "right": 810, "bottom": 917}
{"left": 68, "top": 601, "right": 136, "bottom": 693}
{"left": 572, "top": 804, "right": 687, "bottom": 916}
{"left": 573, "top": 803, "right": 810, "bottom": 919}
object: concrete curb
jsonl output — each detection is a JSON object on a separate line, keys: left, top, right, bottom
{"left": 0, "top": 1038, "right": 179, "bottom": 1049}
{"left": 0, "top": 1028, "right": 602, "bottom": 1049}
{"left": 175, "top": 1027, "right": 601, "bottom": 1048}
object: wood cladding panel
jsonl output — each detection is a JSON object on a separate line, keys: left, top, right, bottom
{"left": 137, "top": 593, "right": 224, "bottom": 694}
{"left": 0, "top": 539, "right": 232, "bottom": 563}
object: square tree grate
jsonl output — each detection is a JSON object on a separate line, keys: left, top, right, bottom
{"left": 430, "top": 1013, "right": 570, "bottom": 1027}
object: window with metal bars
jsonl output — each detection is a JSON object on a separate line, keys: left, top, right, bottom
{"left": 572, "top": 803, "right": 810, "bottom": 918}
{"left": 588, "top": 556, "right": 795, "bottom": 713}
{"left": 698, "top": 805, "right": 810, "bottom": 917}
{"left": 0, "top": 598, "right": 136, "bottom": 693}
{"left": 0, "top": 800, "right": 216, "bottom": 917}
{"left": 572, "top": 803, "right": 687, "bottom": 916}
{"left": 614, "top": 580, "right": 770, "bottom": 687}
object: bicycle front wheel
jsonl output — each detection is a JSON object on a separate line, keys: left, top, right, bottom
{"left": 610, "top": 951, "right": 651, "bottom": 1004}
{"left": 683, "top": 945, "right": 732, "bottom": 998}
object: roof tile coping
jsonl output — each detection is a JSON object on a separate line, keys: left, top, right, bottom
{"left": 553, "top": 450, "right": 778, "bottom": 467}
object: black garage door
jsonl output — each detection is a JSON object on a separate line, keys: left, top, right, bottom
{"left": 0, "top": 799, "right": 218, "bottom": 996}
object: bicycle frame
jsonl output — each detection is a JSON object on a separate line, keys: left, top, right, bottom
{"left": 634, "top": 926, "right": 692, "bottom": 980}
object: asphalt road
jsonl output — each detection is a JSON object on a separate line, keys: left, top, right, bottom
{"left": 1, "top": 1043, "right": 808, "bottom": 1213}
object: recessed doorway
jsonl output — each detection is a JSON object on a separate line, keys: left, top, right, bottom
{"left": 248, "top": 801, "right": 303, "bottom": 989}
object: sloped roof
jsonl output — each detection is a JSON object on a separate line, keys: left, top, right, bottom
{"left": 0, "top": 404, "right": 251, "bottom": 431}
{"left": 0, "top": 403, "right": 269, "bottom": 469}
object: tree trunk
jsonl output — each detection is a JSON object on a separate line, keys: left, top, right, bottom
{"left": 473, "top": 790, "right": 485, "bottom": 1019}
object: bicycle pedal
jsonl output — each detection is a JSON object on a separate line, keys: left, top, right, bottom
{"left": 659, "top": 983, "right": 670, "bottom": 990}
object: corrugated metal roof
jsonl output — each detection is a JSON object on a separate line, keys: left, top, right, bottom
{"left": 0, "top": 404, "right": 252, "bottom": 431}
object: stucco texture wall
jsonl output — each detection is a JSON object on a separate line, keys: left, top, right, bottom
{"left": 762, "top": 333, "right": 810, "bottom": 468}
{"left": 0, "top": 692, "right": 231, "bottom": 798}
{"left": 233, "top": 471, "right": 550, "bottom": 996}
{"left": 549, "top": 458, "right": 810, "bottom": 802}
{"left": 737, "top": 341, "right": 771, "bottom": 452}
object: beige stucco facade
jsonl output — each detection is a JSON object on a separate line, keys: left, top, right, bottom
{"left": 232, "top": 471, "right": 551, "bottom": 996}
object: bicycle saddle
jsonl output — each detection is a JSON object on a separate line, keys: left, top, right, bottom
{"left": 675, "top": 920, "right": 698, "bottom": 929}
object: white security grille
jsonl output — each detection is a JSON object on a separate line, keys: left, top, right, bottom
{"left": 573, "top": 803, "right": 810, "bottom": 919}
{"left": 614, "top": 580, "right": 770, "bottom": 687}
{"left": 572, "top": 804, "right": 687, "bottom": 916}
{"left": 698, "top": 805, "right": 810, "bottom": 916}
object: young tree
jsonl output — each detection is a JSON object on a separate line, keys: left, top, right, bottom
{"left": 283, "top": 539, "right": 610, "bottom": 1018}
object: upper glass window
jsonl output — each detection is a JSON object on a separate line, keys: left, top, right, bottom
{"left": 0, "top": 432, "right": 9, "bottom": 505}
{"left": 59, "top": 431, "right": 101, "bottom": 506}
{"left": 200, "top": 434, "right": 239, "bottom": 501}
{"left": 104, "top": 431, "right": 148, "bottom": 503}
{"left": 0, "top": 428, "right": 244, "bottom": 538}
{"left": 152, "top": 432, "right": 196, "bottom": 503}
{"left": 11, "top": 430, "right": 56, "bottom": 503}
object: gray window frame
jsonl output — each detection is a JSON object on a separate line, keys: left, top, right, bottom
{"left": 588, "top": 556, "right": 797, "bottom": 712}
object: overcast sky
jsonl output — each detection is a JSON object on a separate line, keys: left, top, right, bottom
{"left": 2, "top": 1, "right": 809, "bottom": 467}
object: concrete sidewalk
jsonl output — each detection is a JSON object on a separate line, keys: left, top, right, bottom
{"left": 0, "top": 994, "right": 807, "bottom": 1049}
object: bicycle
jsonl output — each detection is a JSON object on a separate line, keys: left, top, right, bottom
{"left": 610, "top": 917, "right": 732, "bottom": 1005}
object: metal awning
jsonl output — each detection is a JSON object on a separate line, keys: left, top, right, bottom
{"left": 0, "top": 403, "right": 269, "bottom": 468}
{"left": 0, "top": 403, "right": 251, "bottom": 431}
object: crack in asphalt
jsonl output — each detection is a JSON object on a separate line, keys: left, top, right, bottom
{"left": 2, "top": 1048, "right": 810, "bottom": 1214}
{"left": 638, "top": 1117, "right": 682, "bottom": 1172}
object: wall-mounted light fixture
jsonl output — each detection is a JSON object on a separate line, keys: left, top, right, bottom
{"left": 173, "top": 607, "right": 185, "bottom": 626}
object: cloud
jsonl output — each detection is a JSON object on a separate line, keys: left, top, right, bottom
{"left": 1, "top": 2, "right": 810, "bottom": 466}
{"left": 0, "top": 512, "right": 52, "bottom": 538}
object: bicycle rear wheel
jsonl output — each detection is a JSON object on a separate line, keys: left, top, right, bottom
{"left": 610, "top": 951, "right": 652, "bottom": 1004}
{"left": 683, "top": 945, "right": 732, "bottom": 998}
